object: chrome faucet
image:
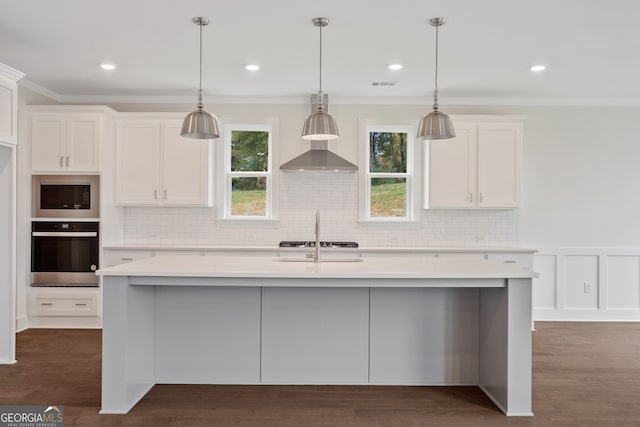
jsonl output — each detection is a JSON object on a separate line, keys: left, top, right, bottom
{"left": 307, "top": 210, "right": 321, "bottom": 263}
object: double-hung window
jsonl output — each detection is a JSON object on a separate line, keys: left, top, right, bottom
{"left": 223, "top": 124, "right": 273, "bottom": 218}
{"left": 359, "top": 122, "right": 417, "bottom": 223}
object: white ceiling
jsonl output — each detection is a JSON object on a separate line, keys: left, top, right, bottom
{"left": 1, "top": 0, "right": 639, "bottom": 105}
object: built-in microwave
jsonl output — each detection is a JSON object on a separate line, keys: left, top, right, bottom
{"left": 32, "top": 175, "right": 100, "bottom": 218}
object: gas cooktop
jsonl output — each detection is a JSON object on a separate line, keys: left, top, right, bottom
{"left": 279, "top": 241, "right": 359, "bottom": 248}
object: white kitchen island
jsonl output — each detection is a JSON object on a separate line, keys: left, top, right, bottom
{"left": 97, "top": 255, "right": 536, "bottom": 416}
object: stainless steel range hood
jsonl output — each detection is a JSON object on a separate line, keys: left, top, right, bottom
{"left": 280, "top": 140, "right": 357, "bottom": 172}
{"left": 280, "top": 94, "right": 357, "bottom": 172}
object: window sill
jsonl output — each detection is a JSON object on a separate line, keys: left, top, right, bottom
{"left": 216, "top": 218, "right": 280, "bottom": 228}
{"left": 357, "top": 220, "right": 421, "bottom": 230}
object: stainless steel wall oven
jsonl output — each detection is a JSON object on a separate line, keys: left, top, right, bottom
{"left": 30, "top": 221, "right": 99, "bottom": 287}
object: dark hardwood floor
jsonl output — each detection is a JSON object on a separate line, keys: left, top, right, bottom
{"left": 1, "top": 322, "right": 640, "bottom": 426}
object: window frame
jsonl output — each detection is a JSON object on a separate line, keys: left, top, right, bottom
{"left": 358, "top": 119, "right": 421, "bottom": 228}
{"left": 216, "top": 119, "right": 279, "bottom": 226}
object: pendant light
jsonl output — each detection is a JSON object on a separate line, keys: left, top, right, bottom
{"left": 302, "top": 17, "right": 339, "bottom": 141}
{"left": 416, "top": 18, "right": 455, "bottom": 140}
{"left": 181, "top": 17, "right": 220, "bottom": 139}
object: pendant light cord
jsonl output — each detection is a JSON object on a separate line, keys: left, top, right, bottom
{"left": 433, "top": 22, "right": 440, "bottom": 111}
{"left": 317, "top": 22, "right": 325, "bottom": 112}
{"left": 197, "top": 20, "right": 204, "bottom": 111}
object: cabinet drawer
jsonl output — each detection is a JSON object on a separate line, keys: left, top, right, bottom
{"left": 487, "top": 253, "right": 533, "bottom": 269}
{"left": 30, "top": 292, "right": 98, "bottom": 317}
{"left": 103, "top": 250, "right": 153, "bottom": 267}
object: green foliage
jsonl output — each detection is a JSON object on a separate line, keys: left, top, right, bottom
{"left": 231, "top": 130, "right": 269, "bottom": 172}
{"left": 369, "top": 132, "right": 407, "bottom": 173}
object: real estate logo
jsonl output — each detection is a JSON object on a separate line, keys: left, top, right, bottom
{"left": 0, "top": 405, "right": 64, "bottom": 427}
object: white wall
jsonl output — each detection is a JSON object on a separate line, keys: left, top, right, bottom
{"left": 517, "top": 106, "right": 640, "bottom": 247}
{"left": 0, "top": 145, "right": 15, "bottom": 362}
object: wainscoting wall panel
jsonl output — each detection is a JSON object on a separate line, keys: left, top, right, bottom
{"left": 534, "top": 248, "right": 640, "bottom": 321}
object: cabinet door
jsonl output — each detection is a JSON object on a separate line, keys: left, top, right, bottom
{"left": 67, "top": 115, "right": 100, "bottom": 172}
{"left": 477, "top": 124, "right": 522, "bottom": 208}
{"left": 162, "top": 121, "right": 212, "bottom": 206}
{"left": 115, "top": 121, "right": 161, "bottom": 205}
{"left": 31, "top": 114, "right": 66, "bottom": 171}
{"left": 428, "top": 123, "right": 477, "bottom": 208}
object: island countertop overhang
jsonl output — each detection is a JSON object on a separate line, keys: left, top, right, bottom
{"left": 96, "top": 255, "right": 537, "bottom": 281}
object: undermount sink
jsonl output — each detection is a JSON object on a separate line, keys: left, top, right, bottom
{"left": 273, "top": 257, "right": 364, "bottom": 263}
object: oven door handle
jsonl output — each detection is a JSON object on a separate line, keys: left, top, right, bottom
{"left": 32, "top": 232, "right": 98, "bottom": 237}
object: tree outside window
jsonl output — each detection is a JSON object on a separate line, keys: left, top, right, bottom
{"left": 225, "top": 126, "right": 272, "bottom": 217}
{"left": 366, "top": 128, "right": 412, "bottom": 219}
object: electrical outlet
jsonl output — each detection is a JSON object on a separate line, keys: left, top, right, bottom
{"left": 584, "top": 282, "right": 593, "bottom": 293}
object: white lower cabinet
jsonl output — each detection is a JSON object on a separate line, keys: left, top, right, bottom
{"left": 115, "top": 119, "right": 212, "bottom": 206}
{"left": 30, "top": 290, "right": 99, "bottom": 317}
{"left": 28, "top": 288, "right": 101, "bottom": 328}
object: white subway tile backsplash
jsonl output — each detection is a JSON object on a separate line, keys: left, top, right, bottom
{"left": 123, "top": 173, "right": 515, "bottom": 247}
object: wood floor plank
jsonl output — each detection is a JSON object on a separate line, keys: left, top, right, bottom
{"left": 0, "top": 323, "right": 639, "bottom": 426}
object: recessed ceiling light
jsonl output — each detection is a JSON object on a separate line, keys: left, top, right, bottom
{"left": 530, "top": 64, "right": 546, "bottom": 72}
{"left": 245, "top": 64, "right": 260, "bottom": 71}
{"left": 388, "top": 64, "right": 403, "bottom": 71}
{"left": 100, "top": 63, "right": 116, "bottom": 71}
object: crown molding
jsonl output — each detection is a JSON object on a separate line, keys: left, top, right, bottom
{"left": 18, "top": 79, "right": 63, "bottom": 102}
{"left": 0, "top": 63, "right": 25, "bottom": 81}
{"left": 14, "top": 78, "right": 640, "bottom": 107}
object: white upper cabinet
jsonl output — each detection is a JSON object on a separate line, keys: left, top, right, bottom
{"left": 429, "top": 123, "right": 477, "bottom": 208}
{"left": 476, "top": 123, "right": 522, "bottom": 208}
{"left": 428, "top": 118, "right": 523, "bottom": 209}
{"left": 115, "top": 119, "right": 212, "bottom": 206}
{"left": 30, "top": 112, "right": 101, "bottom": 172}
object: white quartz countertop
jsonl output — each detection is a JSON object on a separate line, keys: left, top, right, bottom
{"left": 102, "top": 244, "right": 536, "bottom": 253}
{"left": 97, "top": 255, "right": 537, "bottom": 280}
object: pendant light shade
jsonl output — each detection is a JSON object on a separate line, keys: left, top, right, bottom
{"left": 417, "top": 18, "right": 455, "bottom": 141}
{"left": 181, "top": 17, "right": 220, "bottom": 140}
{"left": 302, "top": 18, "right": 339, "bottom": 141}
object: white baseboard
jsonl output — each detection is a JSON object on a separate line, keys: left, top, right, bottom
{"left": 27, "top": 316, "right": 102, "bottom": 329}
{"left": 16, "top": 316, "right": 28, "bottom": 332}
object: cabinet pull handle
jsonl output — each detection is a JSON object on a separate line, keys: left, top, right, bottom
{"left": 479, "top": 193, "right": 484, "bottom": 203}
{"left": 41, "top": 302, "right": 53, "bottom": 306}
{"left": 75, "top": 303, "right": 87, "bottom": 306}
{"left": 504, "top": 260, "right": 517, "bottom": 263}
{"left": 121, "top": 257, "right": 133, "bottom": 261}
{"left": 164, "top": 189, "right": 167, "bottom": 200}
{"left": 154, "top": 190, "right": 158, "bottom": 200}
{"left": 59, "top": 156, "right": 63, "bottom": 168}
{"left": 66, "top": 156, "right": 70, "bottom": 167}
{"left": 469, "top": 193, "right": 473, "bottom": 203}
